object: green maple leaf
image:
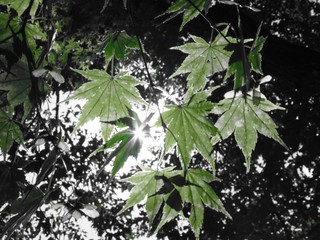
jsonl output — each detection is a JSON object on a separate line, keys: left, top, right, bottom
{"left": 120, "top": 167, "right": 229, "bottom": 239}
{"left": 158, "top": 90, "right": 218, "bottom": 170}
{"left": 165, "top": 0, "right": 207, "bottom": 31}
{"left": 224, "top": 27, "right": 265, "bottom": 88}
{"left": 0, "top": 108, "right": 23, "bottom": 154}
{"left": 67, "top": 69, "right": 146, "bottom": 132}
{"left": 118, "top": 167, "right": 175, "bottom": 215}
{"left": 179, "top": 169, "right": 231, "bottom": 238}
{"left": 171, "top": 28, "right": 233, "bottom": 95}
{"left": 0, "top": 61, "right": 46, "bottom": 115}
{"left": 104, "top": 31, "right": 139, "bottom": 66}
{"left": 0, "top": 64, "right": 32, "bottom": 107}
{"left": 248, "top": 35, "right": 267, "bottom": 74}
{"left": 90, "top": 110, "right": 153, "bottom": 177}
{"left": 212, "top": 94, "right": 288, "bottom": 172}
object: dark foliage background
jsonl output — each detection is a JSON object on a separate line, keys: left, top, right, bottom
{"left": 1, "top": 0, "right": 320, "bottom": 239}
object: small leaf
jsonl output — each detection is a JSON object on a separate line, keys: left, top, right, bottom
{"left": 165, "top": 0, "right": 206, "bottom": 31}
{"left": 32, "top": 68, "right": 47, "bottom": 77}
{"left": 71, "top": 210, "right": 81, "bottom": 219}
{"left": 104, "top": 31, "right": 139, "bottom": 66}
{"left": 80, "top": 205, "right": 100, "bottom": 218}
{"left": 58, "top": 141, "right": 70, "bottom": 153}
{"left": 35, "top": 138, "right": 45, "bottom": 146}
{"left": 49, "top": 70, "right": 65, "bottom": 84}
{"left": 248, "top": 25, "right": 267, "bottom": 74}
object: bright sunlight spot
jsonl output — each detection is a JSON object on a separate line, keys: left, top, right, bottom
{"left": 133, "top": 126, "right": 146, "bottom": 140}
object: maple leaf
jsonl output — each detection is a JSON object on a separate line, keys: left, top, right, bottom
{"left": 165, "top": 0, "right": 207, "bottom": 31}
{"left": 104, "top": 31, "right": 139, "bottom": 66}
{"left": 90, "top": 110, "right": 153, "bottom": 177}
{"left": 212, "top": 93, "right": 288, "bottom": 172}
{"left": 0, "top": 108, "right": 23, "bottom": 154}
{"left": 171, "top": 28, "right": 233, "bottom": 95}
{"left": 158, "top": 90, "right": 217, "bottom": 170}
{"left": 248, "top": 35, "right": 267, "bottom": 74}
{"left": 67, "top": 69, "right": 146, "bottom": 132}
{"left": 119, "top": 167, "right": 229, "bottom": 239}
{"left": 179, "top": 168, "right": 231, "bottom": 238}
{"left": 0, "top": 61, "right": 47, "bottom": 117}
{"left": 224, "top": 26, "right": 265, "bottom": 89}
{"left": 118, "top": 167, "right": 175, "bottom": 215}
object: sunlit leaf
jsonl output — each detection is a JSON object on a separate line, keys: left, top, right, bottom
{"left": 118, "top": 168, "right": 167, "bottom": 215}
{"left": 212, "top": 94, "right": 287, "bottom": 172}
{"left": 178, "top": 169, "right": 230, "bottom": 238}
{"left": 67, "top": 69, "right": 146, "bottom": 132}
{"left": 171, "top": 28, "right": 234, "bottom": 95}
{"left": 158, "top": 90, "right": 217, "bottom": 170}
{"left": 91, "top": 110, "right": 152, "bottom": 177}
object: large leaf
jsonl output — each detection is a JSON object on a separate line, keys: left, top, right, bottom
{"left": 165, "top": 0, "right": 207, "bottom": 31}
{"left": 120, "top": 167, "right": 229, "bottom": 239}
{"left": 0, "top": 109, "right": 23, "bottom": 154}
{"left": 212, "top": 94, "right": 287, "bottom": 172}
{"left": 67, "top": 69, "right": 146, "bottom": 131}
{"left": 1, "top": 188, "right": 46, "bottom": 239}
{"left": 171, "top": 28, "right": 233, "bottom": 95}
{"left": 0, "top": 66, "right": 31, "bottom": 106}
{"left": 158, "top": 90, "right": 217, "bottom": 170}
{"left": 10, "top": 188, "right": 43, "bottom": 214}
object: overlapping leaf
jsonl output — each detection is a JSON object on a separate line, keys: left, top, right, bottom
{"left": 0, "top": 63, "right": 31, "bottom": 107}
{"left": 67, "top": 69, "right": 146, "bottom": 132}
{"left": 165, "top": 0, "right": 208, "bottom": 31}
{"left": 0, "top": 109, "right": 23, "bottom": 154}
{"left": 224, "top": 28, "right": 265, "bottom": 89}
{"left": 90, "top": 110, "right": 152, "bottom": 177}
{"left": 212, "top": 94, "right": 287, "bottom": 172}
{"left": 158, "top": 90, "right": 217, "bottom": 170}
{"left": 248, "top": 35, "right": 267, "bottom": 74}
{"left": 118, "top": 167, "right": 174, "bottom": 215}
{"left": 171, "top": 28, "right": 233, "bottom": 95}
{"left": 179, "top": 169, "right": 231, "bottom": 238}
{"left": 119, "top": 168, "right": 230, "bottom": 239}
{"left": 104, "top": 31, "right": 139, "bottom": 66}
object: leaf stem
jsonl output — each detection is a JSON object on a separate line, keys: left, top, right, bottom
{"left": 185, "top": 0, "right": 231, "bottom": 44}
{"left": 111, "top": 55, "right": 115, "bottom": 78}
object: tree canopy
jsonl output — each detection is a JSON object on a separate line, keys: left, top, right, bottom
{"left": 1, "top": 0, "right": 320, "bottom": 239}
